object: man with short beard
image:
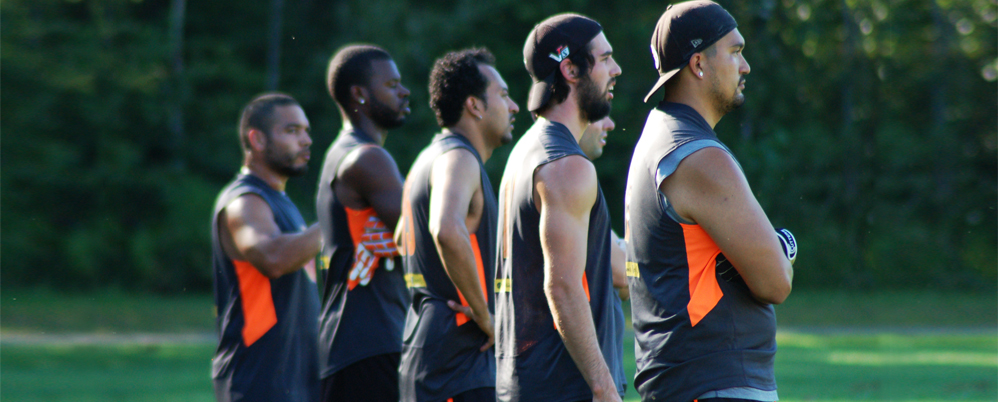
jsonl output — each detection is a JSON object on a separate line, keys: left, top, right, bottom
{"left": 315, "top": 44, "right": 411, "bottom": 402}
{"left": 396, "top": 47, "right": 519, "bottom": 402}
{"left": 495, "top": 14, "right": 625, "bottom": 402}
{"left": 624, "top": 2, "right": 797, "bottom": 401}
{"left": 211, "top": 92, "right": 321, "bottom": 402}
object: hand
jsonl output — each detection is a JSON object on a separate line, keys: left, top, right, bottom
{"left": 775, "top": 227, "right": 797, "bottom": 266}
{"left": 447, "top": 300, "right": 495, "bottom": 352}
{"left": 347, "top": 216, "right": 399, "bottom": 290}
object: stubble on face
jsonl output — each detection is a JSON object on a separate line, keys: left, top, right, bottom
{"left": 577, "top": 72, "right": 612, "bottom": 123}
{"left": 368, "top": 95, "right": 406, "bottom": 129}
{"left": 264, "top": 134, "right": 309, "bottom": 177}
{"left": 707, "top": 66, "right": 745, "bottom": 116}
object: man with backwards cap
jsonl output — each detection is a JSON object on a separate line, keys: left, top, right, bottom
{"left": 624, "top": 1, "right": 798, "bottom": 401}
{"left": 495, "top": 13, "right": 625, "bottom": 402}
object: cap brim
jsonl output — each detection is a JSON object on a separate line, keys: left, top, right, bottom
{"left": 527, "top": 79, "right": 554, "bottom": 112}
{"left": 643, "top": 67, "right": 681, "bottom": 103}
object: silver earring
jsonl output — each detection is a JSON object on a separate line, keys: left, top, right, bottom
{"left": 698, "top": 71, "right": 703, "bottom": 77}
{"left": 359, "top": 99, "right": 365, "bottom": 104}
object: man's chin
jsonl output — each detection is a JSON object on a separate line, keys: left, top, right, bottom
{"left": 732, "top": 94, "right": 745, "bottom": 109}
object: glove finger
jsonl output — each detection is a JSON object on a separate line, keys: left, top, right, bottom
{"left": 359, "top": 257, "right": 378, "bottom": 286}
{"left": 361, "top": 231, "right": 393, "bottom": 243}
{"left": 364, "top": 216, "right": 387, "bottom": 230}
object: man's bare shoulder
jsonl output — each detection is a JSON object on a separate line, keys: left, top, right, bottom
{"left": 433, "top": 147, "right": 478, "bottom": 169}
{"left": 339, "top": 144, "right": 400, "bottom": 182}
{"left": 663, "top": 146, "right": 750, "bottom": 222}
{"left": 535, "top": 155, "right": 598, "bottom": 208}
{"left": 223, "top": 192, "right": 271, "bottom": 221}
{"left": 669, "top": 146, "right": 742, "bottom": 190}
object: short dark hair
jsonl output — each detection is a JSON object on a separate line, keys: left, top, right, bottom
{"left": 326, "top": 45, "right": 393, "bottom": 108}
{"left": 238, "top": 92, "right": 299, "bottom": 152}
{"left": 536, "top": 41, "right": 595, "bottom": 115}
{"left": 429, "top": 48, "right": 496, "bottom": 127}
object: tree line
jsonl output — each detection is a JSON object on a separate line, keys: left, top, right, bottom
{"left": 2, "top": 0, "right": 995, "bottom": 292}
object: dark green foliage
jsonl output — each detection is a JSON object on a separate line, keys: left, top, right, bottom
{"left": 2, "top": 0, "right": 995, "bottom": 292}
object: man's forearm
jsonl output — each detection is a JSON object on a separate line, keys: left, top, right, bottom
{"left": 250, "top": 224, "right": 322, "bottom": 278}
{"left": 436, "top": 229, "right": 489, "bottom": 316}
{"left": 545, "top": 279, "right": 617, "bottom": 398}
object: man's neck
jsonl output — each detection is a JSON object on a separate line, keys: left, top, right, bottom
{"left": 340, "top": 110, "right": 387, "bottom": 145}
{"left": 447, "top": 119, "right": 493, "bottom": 163}
{"left": 664, "top": 90, "right": 721, "bottom": 129}
{"left": 241, "top": 162, "right": 287, "bottom": 192}
{"left": 538, "top": 100, "right": 588, "bottom": 143}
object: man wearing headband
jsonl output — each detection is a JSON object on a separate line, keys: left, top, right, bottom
{"left": 624, "top": 1, "right": 798, "bottom": 401}
{"left": 495, "top": 13, "right": 626, "bottom": 402}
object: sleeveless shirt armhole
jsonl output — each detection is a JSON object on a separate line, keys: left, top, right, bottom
{"left": 655, "top": 140, "right": 729, "bottom": 225}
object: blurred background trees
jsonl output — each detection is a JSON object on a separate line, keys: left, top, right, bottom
{"left": 2, "top": 0, "right": 995, "bottom": 293}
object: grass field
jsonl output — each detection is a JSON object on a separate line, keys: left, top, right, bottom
{"left": 2, "top": 290, "right": 996, "bottom": 401}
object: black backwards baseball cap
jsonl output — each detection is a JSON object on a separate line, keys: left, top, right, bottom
{"left": 523, "top": 14, "right": 603, "bottom": 112}
{"left": 644, "top": 0, "right": 738, "bottom": 103}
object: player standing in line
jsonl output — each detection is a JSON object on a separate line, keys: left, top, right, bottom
{"left": 624, "top": 2, "right": 797, "bottom": 401}
{"left": 211, "top": 92, "right": 321, "bottom": 402}
{"left": 315, "top": 44, "right": 411, "bottom": 402}
{"left": 396, "top": 47, "right": 519, "bottom": 402}
{"left": 577, "top": 116, "right": 628, "bottom": 303}
{"left": 495, "top": 14, "right": 625, "bottom": 402}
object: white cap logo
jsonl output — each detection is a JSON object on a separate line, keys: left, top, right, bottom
{"left": 548, "top": 45, "right": 570, "bottom": 62}
{"left": 650, "top": 43, "right": 661, "bottom": 70}
{"left": 691, "top": 38, "right": 703, "bottom": 48}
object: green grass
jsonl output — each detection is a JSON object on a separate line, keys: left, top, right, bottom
{"left": 2, "top": 289, "right": 995, "bottom": 401}
{"left": 2, "top": 331, "right": 993, "bottom": 402}
{"left": 1, "top": 289, "right": 215, "bottom": 334}
{"left": 2, "top": 343, "right": 215, "bottom": 402}
{"left": 772, "top": 331, "right": 996, "bottom": 402}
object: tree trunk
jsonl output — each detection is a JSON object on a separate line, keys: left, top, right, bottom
{"left": 266, "top": 0, "right": 285, "bottom": 90}
{"left": 167, "top": 0, "right": 186, "bottom": 169}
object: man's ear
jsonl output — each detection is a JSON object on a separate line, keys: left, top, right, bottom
{"left": 350, "top": 85, "right": 369, "bottom": 106}
{"left": 559, "top": 58, "right": 580, "bottom": 84}
{"left": 248, "top": 128, "right": 268, "bottom": 152}
{"left": 465, "top": 96, "right": 484, "bottom": 120}
{"left": 689, "top": 53, "right": 705, "bottom": 79}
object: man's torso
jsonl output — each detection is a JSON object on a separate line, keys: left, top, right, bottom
{"left": 315, "top": 129, "right": 409, "bottom": 378}
{"left": 211, "top": 173, "right": 321, "bottom": 402}
{"left": 494, "top": 119, "right": 625, "bottom": 402}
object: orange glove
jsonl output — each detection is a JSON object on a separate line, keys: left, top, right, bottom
{"left": 347, "top": 217, "right": 400, "bottom": 290}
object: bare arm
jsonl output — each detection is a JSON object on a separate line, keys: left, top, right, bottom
{"left": 536, "top": 156, "right": 621, "bottom": 402}
{"left": 609, "top": 230, "right": 629, "bottom": 301}
{"left": 661, "top": 147, "right": 792, "bottom": 304}
{"left": 339, "top": 146, "right": 404, "bottom": 229}
{"left": 429, "top": 149, "right": 493, "bottom": 351}
{"left": 222, "top": 194, "right": 321, "bottom": 279}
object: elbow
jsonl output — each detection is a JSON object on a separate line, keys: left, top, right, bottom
{"left": 254, "top": 252, "right": 292, "bottom": 279}
{"left": 430, "top": 218, "right": 463, "bottom": 249}
{"left": 258, "top": 260, "right": 287, "bottom": 280}
{"left": 755, "top": 276, "right": 792, "bottom": 305}
{"left": 543, "top": 278, "right": 570, "bottom": 305}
